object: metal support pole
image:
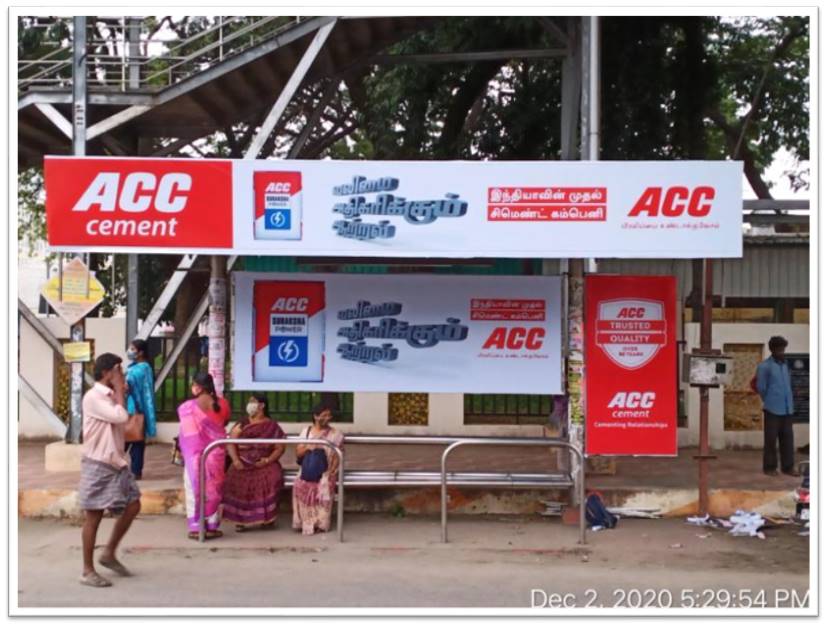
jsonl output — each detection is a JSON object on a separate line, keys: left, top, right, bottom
{"left": 127, "top": 17, "right": 141, "bottom": 89}
{"left": 126, "top": 254, "right": 139, "bottom": 344}
{"left": 219, "top": 17, "right": 224, "bottom": 61}
{"left": 72, "top": 17, "right": 87, "bottom": 157}
{"left": 583, "top": 15, "right": 599, "bottom": 275}
{"left": 121, "top": 17, "right": 127, "bottom": 91}
{"left": 561, "top": 16, "right": 594, "bottom": 505}
{"left": 698, "top": 259, "right": 714, "bottom": 515}
{"left": 66, "top": 16, "right": 87, "bottom": 444}
{"left": 586, "top": 16, "right": 600, "bottom": 164}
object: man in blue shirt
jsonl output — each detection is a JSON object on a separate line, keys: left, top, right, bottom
{"left": 756, "top": 335, "right": 798, "bottom": 476}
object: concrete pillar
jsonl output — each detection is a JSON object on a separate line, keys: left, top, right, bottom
{"left": 207, "top": 256, "right": 227, "bottom": 396}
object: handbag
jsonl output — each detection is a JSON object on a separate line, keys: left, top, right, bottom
{"left": 297, "top": 426, "right": 328, "bottom": 482}
{"left": 125, "top": 412, "right": 145, "bottom": 443}
{"left": 171, "top": 436, "right": 184, "bottom": 466}
{"left": 299, "top": 449, "right": 328, "bottom": 482}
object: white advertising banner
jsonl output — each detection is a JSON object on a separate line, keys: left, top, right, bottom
{"left": 232, "top": 272, "right": 563, "bottom": 393}
{"left": 45, "top": 157, "right": 743, "bottom": 258}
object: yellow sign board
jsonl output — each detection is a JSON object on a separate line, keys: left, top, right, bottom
{"left": 63, "top": 341, "right": 92, "bottom": 363}
{"left": 40, "top": 257, "right": 106, "bottom": 326}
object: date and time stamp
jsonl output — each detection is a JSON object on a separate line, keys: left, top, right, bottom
{"left": 530, "top": 588, "right": 810, "bottom": 609}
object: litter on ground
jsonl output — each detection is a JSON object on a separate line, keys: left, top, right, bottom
{"left": 728, "top": 510, "right": 767, "bottom": 538}
{"left": 607, "top": 507, "right": 662, "bottom": 519}
{"left": 686, "top": 510, "right": 776, "bottom": 537}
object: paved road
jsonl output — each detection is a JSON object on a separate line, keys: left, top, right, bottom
{"left": 15, "top": 514, "right": 810, "bottom": 611}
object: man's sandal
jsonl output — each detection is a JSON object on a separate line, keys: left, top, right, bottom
{"left": 79, "top": 571, "right": 112, "bottom": 587}
{"left": 98, "top": 556, "right": 132, "bottom": 577}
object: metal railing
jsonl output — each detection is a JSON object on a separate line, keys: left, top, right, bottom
{"left": 18, "top": 298, "right": 95, "bottom": 388}
{"left": 440, "top": 438, "right": 584, "bottom": 544}
{"left": 198, "top": 437, "right": 344, "bottom": 543}
{"left": 196, "top": 434, "right": 585, "bottom": 545}
{"left": 342, "top": 435, "right": 583, "bottom": 544}
{"left": 18, "top": 16, "right": 308, "bottom": 92}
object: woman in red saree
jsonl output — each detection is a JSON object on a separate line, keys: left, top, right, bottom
{"left": 177, "top": 372, "right": 230, "bottom": 540}
{"left": 222, "top": 394, "right": 286, "bottom": 531}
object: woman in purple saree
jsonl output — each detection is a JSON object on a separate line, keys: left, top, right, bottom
{"left": 177, "top": 373, "right": 230, "bottom": 540}
{"left": 223, "top": 394, "right": 286, "bottom": 531}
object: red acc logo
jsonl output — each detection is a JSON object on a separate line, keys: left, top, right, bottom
{"left": 265, "top": 181, "right": 292, "bottom": 193}
{"left": 272, "top": 297, "right": 308, "bottom": 312}
{"left": 607, "top": 391, "right": 656, "bottom": 409}
{"left": 71, "top": 172, "right": 192, "bottom": 213}
{"left": 482, "top": 327, "right": 545, "bottom": 350}
{"left": 628, "top": 186, "right": 715, "bottom": 217}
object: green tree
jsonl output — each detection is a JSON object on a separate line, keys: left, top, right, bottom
{"left": 328, "top": 16, "right": 809, "bottom": 197}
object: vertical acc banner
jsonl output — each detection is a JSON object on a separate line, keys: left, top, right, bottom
{"left": 233, "top": 272, "right": 563, "bottom": 394}
{"left": 585, "top": 275, "right": 677, "bottom": 456}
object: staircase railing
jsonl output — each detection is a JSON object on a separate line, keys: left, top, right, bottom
{"left": 18, "top": 16, "right": 308, "bottom": 93}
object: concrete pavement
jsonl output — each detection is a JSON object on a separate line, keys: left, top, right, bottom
{"left": 16, "top": 513, "right": 810, "bottom": 611}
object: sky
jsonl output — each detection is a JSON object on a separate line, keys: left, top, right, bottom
{"left": 746, "top": 148, "right": 809, "bottom": 200}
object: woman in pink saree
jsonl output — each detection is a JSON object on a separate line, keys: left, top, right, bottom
{"left": 177, "top": 372, "right": 230, "bottom": 540}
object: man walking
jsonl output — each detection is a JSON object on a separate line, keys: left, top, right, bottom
{"left": 756, "top": 336, "right": 798, "bottom": 477}
{"left": 78, "top": 353, "right": 142, "bottom": 587}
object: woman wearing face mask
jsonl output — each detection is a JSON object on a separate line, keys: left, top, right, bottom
{"left": 222, "top": 395, "right": 286, "bottom": 532}
{"left": 292, "top": 402, "right": 344, "bottom": 535}
{"left": 177, "top": 372, "right": 230, "bottom": 539}
{"left": 123, "top": 339, "right": 157, "bottom": 479}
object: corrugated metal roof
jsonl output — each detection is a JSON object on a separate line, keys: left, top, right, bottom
{"left": 596, "top": 243, "right": 809, "bottom": 300}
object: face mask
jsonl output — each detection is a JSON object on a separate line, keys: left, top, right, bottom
{"left": 126, "top": 350, "right": 138, "bottom": 361}
{"left": 246, "top": 402, "right": 259, "bottom": 417}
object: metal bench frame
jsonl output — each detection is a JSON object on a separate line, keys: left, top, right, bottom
{"left": 198, "top": 435, "right": 585, "bottom": 544}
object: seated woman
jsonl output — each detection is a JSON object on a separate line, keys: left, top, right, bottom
{"left": 222, "top": 394, "right": 286, "bottom": 532}
{"left": 177, "top": 372, "right": 230, "bottom": 540}
{"left": 292, "top": 402, "right": 344, "bottom": 536}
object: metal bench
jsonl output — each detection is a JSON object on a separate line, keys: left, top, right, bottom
{"left": 198, "top": 435, "right": 584, "bottom": 544}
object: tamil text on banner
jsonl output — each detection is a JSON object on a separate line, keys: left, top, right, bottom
{"left": 584, "top": 275, "right": 677, "bottom": 456}
{"left": 233, "top": 272, "right": 563, "bottom": 393}
{"left": 44, "top": 157, "right": 743, "bottom": 258}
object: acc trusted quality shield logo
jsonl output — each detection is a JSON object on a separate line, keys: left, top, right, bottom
{"left": 595, "top": 299, "right": 666, "bottom": 370}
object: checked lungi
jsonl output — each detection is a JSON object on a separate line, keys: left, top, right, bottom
{"left": 78, "top": 457, "right": 141, "bottom": 515}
